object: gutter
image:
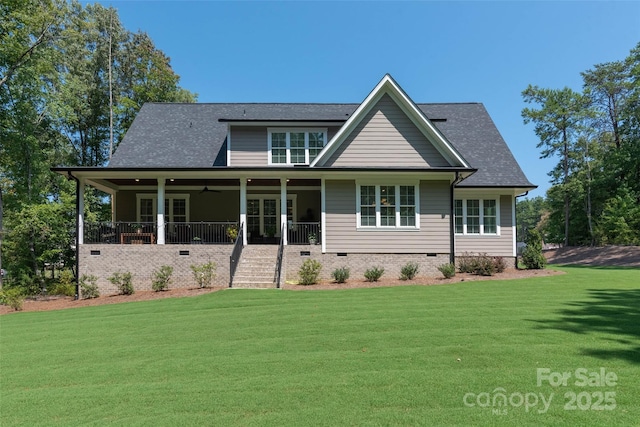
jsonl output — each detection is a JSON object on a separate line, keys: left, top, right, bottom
{"left": 449, "top": 172, "right": 466, "bottom": 265}
{"left": 67, "top": 171, "right": 80, "bottom": 300}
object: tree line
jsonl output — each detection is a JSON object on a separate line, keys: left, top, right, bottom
{"left": 0, "top": 0, "right": 196, "bottom": 287}
{"left": 518, "top": 43, "right": 640, "bottom": 247}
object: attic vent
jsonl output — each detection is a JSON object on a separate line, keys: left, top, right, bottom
{"left": 430, "top": 118, "right": 447, "bottom": 122}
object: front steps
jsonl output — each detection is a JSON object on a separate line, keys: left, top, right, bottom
{"left": 231, "top": 245, "right": 280, "bottom": 289}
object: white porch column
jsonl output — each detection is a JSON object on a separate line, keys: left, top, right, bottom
{"left": 240, "top": 178, "right": 247, "bottom": 246}
{"left": 78, "top": 178, "right": 85, "bottom": 245}
{"left": 321, "top": 178, "right": 326, "bottom": 253}
{"left": 280, "top": 178, "right": 287, "bottom": 245}
{"left": 157, "top": 178, "right": 165, "bottom": 245}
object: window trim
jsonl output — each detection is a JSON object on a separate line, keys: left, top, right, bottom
{"left": 136, "top": 194, "right": 191, "bottom": 223}
{"left": 454, "top": 198, "right": 500, "bottom": 236}
{"left": 267, "top": 128, "right": 328, "bottom": 165}
{"left": 356, "top": 183, "right": 420, "bottom": 230}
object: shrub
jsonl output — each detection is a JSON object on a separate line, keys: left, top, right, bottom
{"left": 49, "top": 270, "right": 76, "bottom": 296}
{"left": 493, "top": 256, "right": 507, "bottom": 273}
{"left": 437, "top": 263, "right": 456, "bottom": 279}
{"left": 331, "top": 267, "right": 350, "bottom": 284}
{"left": 152, "top": 265, "right": 173, "bottom": 292}
{"left": 475, "top": 256, "right": 496, "bottom": 276}
{"left": 364, "top": 266, "right": 384, "bottom": 282}
{"left": 108, "top": 271, "right": 134, "bottom": 295}
{"left": 400, "top": 262, "right": 419, "bottom": 280}
{"left": 0, "top": 288, "right": 25, "bottom": 311}
{"left": 522, "top": 229, "right": 546, "bottom": 269}
{"left": 456, "top": 252, "right": 477, "bottom": 274}
{"left": 299, "top": 259, "right": 322, "bottom": 286}
{"left": 190, "top": 262, "right": 217, "bottom": 288}
{"left": 80, "top": 274, "right": 100, "bottom": 299}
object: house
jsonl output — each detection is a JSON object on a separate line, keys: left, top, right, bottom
{"left": 54, "top": 74, "right": 535, "bottom": 293}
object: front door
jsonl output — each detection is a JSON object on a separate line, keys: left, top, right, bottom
{"left": 246, "top": 197, "right": 294, "bottom": 244}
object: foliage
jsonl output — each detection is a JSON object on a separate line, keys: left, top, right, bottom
{"left": 79, "top": 274, "right": 99, "bottom": 299}
{"left": 399, "top": 262, "right": 419, "bottom": 280}
{"left": 0, "top": 287, "right": 25, "bottom": 311}
{"left": 515, "top": 196, "right": 547, "bottom": 242}
{"left": 437, "top": 263, "right": 456, "bottom": 279}
{"left": 108, "top": 271, "right": 134, "bottom": 295}
{"left": 522, "top": 229, "right": 547, "bottom": 270}
{"left": 493, "top": 257, "right": 506, "bottom": 273}
{"left": 151, "top": 265, "right": 173, "bottom": 292}
{"left": 456, "top": 252, "right": 506, "bottom": 276}
{"left": 190, "top": 262, "right": 216, "bottom": 288}
{"left": 49, "top": 270, "right": 76, "bottom": 296}
{"left": 226, "top": 224, "right": 238, "bottom": 242}
{"left": 331, "top": 267, "right": 350, "bottom": 284}
{"left": 298, "top": 259, "right": 321, "bottom": 286}
{"left": 364, "top": 266, "right": 384, "bottom": 282}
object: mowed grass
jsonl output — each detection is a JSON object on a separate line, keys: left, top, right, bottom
{"left": 1, "top": 267, "right": 639, "bottom": 426}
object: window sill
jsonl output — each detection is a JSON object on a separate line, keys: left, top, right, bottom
{"left": 455, "top": 233, "right": 501, "bottom": 237}
{"left": 357, "top": 227, "right": 420, "bottom": 232}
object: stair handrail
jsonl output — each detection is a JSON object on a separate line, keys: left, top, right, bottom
{"left": 274, "top": 223, "right": 285, "bottom": 288}
{"left": 229, "top": 222, "right": 244, "bottom": 287}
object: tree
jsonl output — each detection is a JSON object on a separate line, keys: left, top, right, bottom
{"left": 515, "top": 196, "right": 546, "bottom": 242}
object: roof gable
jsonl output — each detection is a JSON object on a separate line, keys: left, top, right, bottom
{"left": 311, "top": 74, "right": 470, "bottom": 168}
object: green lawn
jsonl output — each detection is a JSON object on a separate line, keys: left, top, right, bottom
{"left": 1, "top": 266, "right": 638, "bottom": 426}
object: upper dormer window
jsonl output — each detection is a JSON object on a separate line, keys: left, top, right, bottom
{"left": 268, "top": 128, "right": 327, "bottom": 165}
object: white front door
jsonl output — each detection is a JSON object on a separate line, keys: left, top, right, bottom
{"left": 246, "top": 197, "right": 295, "bottom": 241}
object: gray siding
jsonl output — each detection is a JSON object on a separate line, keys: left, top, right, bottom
{"left": 323, "top": 94, "right": 449, "bottom": 167}
{"left": 230, "top": 126, "right": 341, "bottom": 166}
{"left": 455, "top": 195, "right": 514, "bottom": 257}
{"left": 324, "top": 180, "right": 450, "bottom": 253}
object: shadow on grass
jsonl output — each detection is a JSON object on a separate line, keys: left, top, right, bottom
{"left": 533, "top": 288, "right": 640, "bottom": 364}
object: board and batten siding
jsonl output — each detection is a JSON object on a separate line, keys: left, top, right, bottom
{"left": 455, "top": 194, "right": 514, "bottom": 257}
{"left": 230, "top": 126, "right": 341, "bottom": 166}
{"left": 322, "top": 94, "right": 449, "bottom": 167}
{"left": 324, "top": 179, "right": 450, "bottom": 253}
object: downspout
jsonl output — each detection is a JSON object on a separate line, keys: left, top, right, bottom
{"left": 449, "top": 172, "right": 464, "bottom": 265}
{"left": 67, "top": 172, "right": 80, "bottom": 300}
{"left": 514, "top": 191, "right": 529, "bottom": 270}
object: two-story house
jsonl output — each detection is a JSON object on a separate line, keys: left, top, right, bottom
{"left": 55, "top": 75, "right": 535, "bottom": 293}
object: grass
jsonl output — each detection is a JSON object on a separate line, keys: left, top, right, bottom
{"left": 1, "top": 266, "right": 638, "bottom": 426}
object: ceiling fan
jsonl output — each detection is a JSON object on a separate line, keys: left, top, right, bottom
{"left": 200, "top": 181, "right": 220, "bottom": 194}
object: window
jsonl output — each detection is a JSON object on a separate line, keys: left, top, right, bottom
{"left": 358, "top": 184, "right": 419, "bottom": 229}
{"left": 268, "top": 129, "right": 327, "bottom": 165}
{"left": 137, "top": 194, "right": 190, "bottom": 224}
{"left": 454, "top": 199, "right": 499, "bottom": 235}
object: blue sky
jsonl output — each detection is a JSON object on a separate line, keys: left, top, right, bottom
{"left": 89, "top": 1, "right": 639, "bottom": 199}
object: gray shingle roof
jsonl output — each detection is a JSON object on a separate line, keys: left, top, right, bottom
{"left": 109, "top": 102, "right": 534, "bottom": 187}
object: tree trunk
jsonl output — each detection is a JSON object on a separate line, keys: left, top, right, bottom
{"left": 563, "top": 127, "right": 570, "bottom": 246}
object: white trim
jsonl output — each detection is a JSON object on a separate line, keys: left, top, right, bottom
{"left": 78, "top": 178, "right": 85, "bottom": 245}
{"left": 280, "top": 179, "right": 287, "bottom": 245}
{"left": 454, "top": 197, "right": 500, "bottom": 236}
{"left": 245, "top": 194, "right": 297, "bottom": 238}
{"left": 321, "top": 178, "right": 326, "bottom": 253}
{"left": 240, "top": 179, "right": 247, "bottom": 246}
{"left": 310, "top": 74, "right": 470, "bottom": 168}
{"left": 157, "top": 178, "right": 166, "bottom": 245}
{"left": 136, "top": 193, "right": 190, "bottom": 224}
{"left": 511, "top": 195, "right": 517, "bottom": 256}
{"left": 226, "top": 125, "right": 231, "bottom": 166}
{"left": 356, "top": 182, "right": 420, "bottom": 230}
{"left": 267, "top": 128, "right": 328, "bottom": 166}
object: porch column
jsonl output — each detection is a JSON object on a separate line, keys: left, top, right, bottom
{"left": 78, "top": 178, "right": 85, "bottom": 245}
{"left": 280, "top": 178, "right": 287, "bottom": 245}
{"left": 240, "top": 178, "right": 247, "bottom": 246}
{"left": 321, "top": 178, "right": 326, "bottom": 253}
{"left": 157, "top": 177, "right": 165, "bottom": 245}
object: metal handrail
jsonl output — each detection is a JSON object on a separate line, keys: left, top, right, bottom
{"left": 229, "top": 223, "right": 244, "bottom": 287}
{"left": 274, "top": 223, "right": 285, "bottom": 288}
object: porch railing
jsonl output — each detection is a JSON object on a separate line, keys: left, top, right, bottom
{"left": 287, "top": 222, "right": 321, "bottom": 245}
{"left": 83, "top": 221, "right": 238, "bottom": 245}
{"left": 229, "top": 223, "right": 244, "bottom": 287}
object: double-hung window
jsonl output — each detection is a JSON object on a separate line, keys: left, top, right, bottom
{"left": 268, "top": 129, "right": 327, "bottom": 165}
{"left": 454, "top": 198, "right": 499, "bottom": 235}
{"left": 358, "top": 184, "right": 419, "bottom": 229}
{"left": 136, "top": 194, "right": 190, "bottom": 224}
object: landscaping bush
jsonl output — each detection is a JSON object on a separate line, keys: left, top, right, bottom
{"left": 475, "top": 256, "right": 496, "bottom": 276}
{"left": 80, "top": 274, "right": 100, "bottom": 299}
{"left": 299, "top": 259, "right": 322, "bottom": 285}
{"left": 331, "top": 267, "right": 350, "bottom": 284}
{"left": 49, "top": 270, "right": 75, "bottom": 296}
{"left": 190, "top": 262, "right": 217, "bottom": 288}
{"left": 152, "top": 265, "right": 173, "bottom": 292}
{"left": 0, "top": 287, "right": 25, "bottom": 311}
{"left": 108, "top": 271, "right": 134, "bottom": 295}
{"left": 437, "top": 263, "right": 456, "bottom": 279}
{"left": 456, "top": 252, "right": 477, "bottom": 274}
{"left": 364, "top": 266, "right": 384, "bottom": 282}
{"left": 399, "top": 262, "right": 419, "bottom": 280}
{"left": 493, "top": 256, "right": 507, "bottom": 273}
{"left": 522, "top": 229, "right": 546, "bottom": 269}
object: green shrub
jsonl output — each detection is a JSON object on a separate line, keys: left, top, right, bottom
{"left": 475, "top": 256, "right": 496, "bottom": 276}
{"left": 152, "top": 265, "right": 173, "bottom": 292}
{"left": 456, "top": 252, "right": 477, "bottom": 274}
{"left": 493, "top": 256, "right": 507, "bottom": 273}
{"left": 299, "top": 259, "right": 322, "bottom": 286}
{"left": 108, "top": 271, "right": 134, "bottom": 295}
{"left": 190, "top": 262, "right": 217, "bottom": 288}
{"left": 49, "top": 270, "right": 76, "bottom": 296}
{"left": 364, "top": 266, "right": 384, "bottom": 282}
{"left": 522, "top": 229, "right": 546, "bottom": 269}
{"left": 400, "top": 262, "right": 419, "bottom": 280}
{"left": 0, "top": 288, "right": 25, "bottom": 311}
{"left": 80, "top": 274, "right": 100, "bottom": 299}
{"left": 437, "top": 263, "right": 456, "bottom": 279}
{"left": 331, "top": 267, "right": 350, "bottom": 284}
